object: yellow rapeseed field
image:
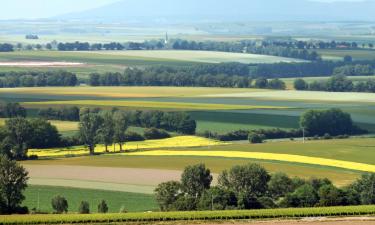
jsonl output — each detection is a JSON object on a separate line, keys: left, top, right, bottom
{"left": 28, "top": 136, "right": 226, "bottom": 157}
{"left": 128, "top": 150, "right": 375, "bottom": 173}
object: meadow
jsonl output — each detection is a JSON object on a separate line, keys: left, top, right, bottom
{"left": 315, "top": 49, "right": 375, "bottom": 61}
{"left": 23, "top": 185, "right": 157, "bottom": 213}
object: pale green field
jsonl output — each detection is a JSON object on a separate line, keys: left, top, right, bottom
{"left": 0, "top": 50, "right": 304, "bottom": 68}
{"left": 205, "top": 90, "right": 375, "bottom": 103}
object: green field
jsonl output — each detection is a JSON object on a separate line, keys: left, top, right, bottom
{"left": 315, "top": 49, "right": 375, "bottom": 61}
{"left": 24, "top": 185, "right": 157, "bottom": 213}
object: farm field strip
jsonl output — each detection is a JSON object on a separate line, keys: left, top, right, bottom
{"left": 24, "top": 185, "right": 157, "bottom": 213}
{"left": 204, "top": 90, "right": 375, "bottom": 103}
{"left": 0, "top": 86, "right": 269, "bottom": 99}
{"left": 0, "top": 50, "right": 307, "bottom": 65}
{"left": 23, "top": 100, "right": 290, "bottom": 111}
{"left": 1, "top": 205, "right": 374, "bottom": 225}
{"left": 28, "top": 136, "right": 227, "bottom": 157}
{"left": 128, "top": 150, "right": 375, "bottom": 173}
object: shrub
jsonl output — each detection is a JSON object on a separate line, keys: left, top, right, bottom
{"left": 78, "top": 201, "right": 90, "bottom": 214}
{"left": 51, "top": 196, "right": 68, "bottom": 214}
{"left": 144, "top": 128, "right": 170, "bottom": 140}
{"left": 124, "top": 131, "right": 145, "bottom": 142}
{"left": 248, "top": 132, "right": 265, "bottom": 144}
{"left": 97, "top": 200, "right": 108, "bottom": 213}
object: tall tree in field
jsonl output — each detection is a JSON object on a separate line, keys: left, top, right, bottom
{"left": 181, "top": 164, "right": 212, "bottom": 199}
{"left": 98, "top": 111, "right": 115, "bottom": 152}
{"left": 0, "top": 155, "right": 29, "bottom": 214}
{"left": 113, "top": 111, "right": 129, "bottom": 152}
{"left": 79, "top": 113, "right": 103, "bottom": 155}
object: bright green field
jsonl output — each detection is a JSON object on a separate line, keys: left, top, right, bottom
{"left": 24, "top": 185, "right": 157, "bottom": 213}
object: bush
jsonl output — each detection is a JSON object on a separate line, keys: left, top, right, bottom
{"left": 51, "top": 196, "right": 68, "bottom": 214}
{"left": 248, "top": 132, "right": 265, "bottom": 144}
{"left": 144, "top": 128, "right": 170, "bottom": 140}
{"left": 78, "top": 201, "right": 90, "bottom": 214}
{"left": 97, "top": 200, "right": 108, "bottom": 213}
{"left": 124, "top": 131, "right": 145, "bottom": 142}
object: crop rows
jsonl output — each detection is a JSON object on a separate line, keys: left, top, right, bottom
{"left": 1, "top": 205, "right": 374, "bottom": 225}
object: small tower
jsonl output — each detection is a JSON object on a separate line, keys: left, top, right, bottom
{"left": 164, "top": 32, "right": 169, "bottom": 45}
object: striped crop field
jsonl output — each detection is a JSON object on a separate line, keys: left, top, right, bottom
{"left": 23, "top": 100, "right": 290, "bottom": 111}
{"left": 128, "top": 150, "right": 375, "bottom": 173}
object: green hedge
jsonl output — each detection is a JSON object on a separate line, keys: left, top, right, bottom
{"left": 1, "top": 205, "right": 374, "bottom": 225}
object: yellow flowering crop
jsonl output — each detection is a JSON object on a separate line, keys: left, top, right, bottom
{"left": 28, "top": 136, "right": 226, "bottom": 158}
{"left": 129, "top": 150, "right": 375, "bottom": 173}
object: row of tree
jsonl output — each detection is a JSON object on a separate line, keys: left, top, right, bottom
{"left": 37, "top": 107, "right": 196, "bottom": 134}
{"left": 50, "top": 196, "right": 109, "bottom": 214}
{"left": 0, "top": 71, "right": 78, "bottom": 88}
{"left": 89, "top": 68, "right": 286, "bottom": 89}
{"left": 155, "top": 163, "right": 375, "bottom": 211}
{"left": 294, "top": 75, "right": 375, "bottom": 93}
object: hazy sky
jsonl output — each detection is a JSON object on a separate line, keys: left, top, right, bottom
{"left": 0, "top": 0, "right": 369, "bottom": 20}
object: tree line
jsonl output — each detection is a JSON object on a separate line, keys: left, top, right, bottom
{"left": 0, "top": 43, "right": 14, "bottom": 52}
{"left": 200, "top": 108, "right": 366, "bottom": 142}
{"left": 155, "top": 163, "right": 375, "bottom": 211}
{"left": 89, "top": 69, "right": 286, "bottom": 89}
{"left": 37, "top": 107, "right": 196, "bottom": 134}
{"left": 0, "top": 71, "right": 78, "bottom": 88}
{"left": 294, "top": 75, "right": 375, "bottom": 93}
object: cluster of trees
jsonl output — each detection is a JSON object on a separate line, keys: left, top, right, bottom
{"left": 0, "top": 71, "right": 78, "bottom": 88}
{"left": 333, "top": 64, "right": 374, "bottom": 76}
{"left": 0, "top": 103, "right": 26, "bottom": 118}
{"left": 0, "top": 118, "right": 61, "bottom": 159}
{"left": 155, "top": 163, "right": 375, "bottom": 211}
{"left": 0, "top": 43, "right": 14, "bottom": 52}
{"left": 294, "top": 75, "right": 375, "bottom": 93}
{"left": 89, "top": 67, "right": 286, "bottom": 89}
{"left": 78, "top": 109, "right": 194, "bottom": 154}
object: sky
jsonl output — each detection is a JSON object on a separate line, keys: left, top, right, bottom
{"left": 0, "top": 0, "right": 368, "bottom": 20}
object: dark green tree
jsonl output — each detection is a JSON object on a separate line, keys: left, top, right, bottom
{"left": 79, "top": 113, "right": 103, "bottom": 155}
{"left": 181, "top": 164, "right": 212, "bottom": 199}
{"left": 154, "top": 181, "right": 182, "bottom": 211}
{"left": 113, "top": 111, "right": 129, "bottom": 152}
{"left": 51, "top": 195, "right": 68, "bottom": 214}
{"left": 97, "top": 111, "right": 114, "bottom": 152}
{"left": 5, "top": 118, "right": 32, "bottom": 159}
{"left": 218, "top": 163, "right": 270, "bottom": 197}
{"left": 294, "top": 78, "right": 308, "bottom": 90}
{"left": 78, "top": 201, "right": 90, "bottom": 214}
{"left": 0, "top": 156, "right": 28, "bottom": 214}
{"left": 97, "top": 200, "right": 108, "bottom": 213}
{"left": 268, "top": 172, "right": 294, "bottom": 199}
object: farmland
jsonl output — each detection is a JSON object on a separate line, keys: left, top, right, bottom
{"left": 23, "top": 185, "right": 157, "bottom": 213}
{"left": 1, "top": 205, "right": 375, "bottom": 225}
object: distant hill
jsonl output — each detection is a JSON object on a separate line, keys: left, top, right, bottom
{"left": 60, "top": 0, "right": 375, "bottom": 22}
